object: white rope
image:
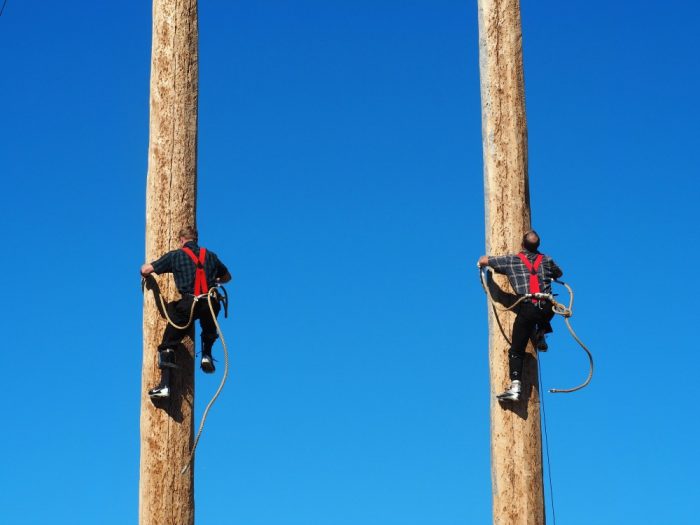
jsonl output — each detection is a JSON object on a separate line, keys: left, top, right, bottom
{"left": 181, "top": 289, "right": 230, "bottom": 474}
{"left": 479, "top": 266, "right": 594, "bottom": 393}
{"left": 142, "top": 277, "right": 231, "bottom": 474}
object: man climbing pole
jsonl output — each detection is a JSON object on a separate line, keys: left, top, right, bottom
{"left": 140, "top": 226, "right": 231, "bottom": 399}
{"left": 477, "top": 230, "right": 563, "bottom": 402}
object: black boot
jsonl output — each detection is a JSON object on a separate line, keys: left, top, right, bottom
{"left": 149, "top": 367, "right": 171, "bottom": 398}
{"left": 496, "top": 380, "right": 521, "bottom": 402}
{"left": 200, "top": 347, "right": 215, "bottom": 374}
{"left": 148, "top": 382, "right": 170, "bottom": 398}
{"left": 149, "top": 349, "right": 175, "bottom": 398}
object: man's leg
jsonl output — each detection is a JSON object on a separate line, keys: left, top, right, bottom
{"left": 498, "top": 304, "right": 537, "bottom": 402}
{"left": 509, "top": 306, "right": 537, "bottom": 381}
{"left": 149, "top": 299, "right": 191, "bottom": 398}
{"left": 533, "top": 303, "right": 555, "bottom": 351}
{"left": 196, "top": 298, "right": 221, "bottom": 373}
{"left": 537, "top": 302, "right": 555, "bottom": 333}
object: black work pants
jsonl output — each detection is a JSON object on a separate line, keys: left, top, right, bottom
{"left": 158, "top": 295, "right": 221, "bottom": 354}
{"left": 509, "top": 301, "right": 554, "bottom": 381}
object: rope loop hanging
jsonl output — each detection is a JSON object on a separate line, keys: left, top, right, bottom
{"left": 479, "top": 266, "right": 594, "bottom": 394}
{"left": 142, "top": 275, "right": 232, "bottom": 473}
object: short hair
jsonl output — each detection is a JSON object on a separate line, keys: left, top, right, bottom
{"left": 178, "top": 226, "right": 198, "bottom": 241}
{"left": 522, "top": 230, "right": 540, "bottom": 250}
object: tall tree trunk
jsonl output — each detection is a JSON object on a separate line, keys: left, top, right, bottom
{"left": 139, "top": 1, "right": 199, "bottom": 524}
{"left": 477, "top": 1, "right": 545, "bottom": 523}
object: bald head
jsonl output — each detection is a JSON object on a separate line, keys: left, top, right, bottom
{"left": 522, "top": 230, "right": 541, "bottom": 252}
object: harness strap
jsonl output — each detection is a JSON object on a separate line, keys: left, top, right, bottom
{"left": 517, "top": 252, "right": 543, "bottom": 302}
{"left": 182, "top": 247, "right": 209, "bottom": 295}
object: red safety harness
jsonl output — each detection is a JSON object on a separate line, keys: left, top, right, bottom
{"left": 517, "top": 252, "right": 543, "bottom": 302}
{"left": 182, "top": 247, "right": 209, "bottom": 295}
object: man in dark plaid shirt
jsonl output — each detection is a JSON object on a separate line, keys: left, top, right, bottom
{"left": 478, "top": 230, "right": 563, "bottom": 402}
{"left": 141, "top": 226, "right": 231, "bottom": 399}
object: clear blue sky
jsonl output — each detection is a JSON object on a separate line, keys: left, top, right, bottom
{"left": 1, "top": 1, "right": 698, "bottom": 524}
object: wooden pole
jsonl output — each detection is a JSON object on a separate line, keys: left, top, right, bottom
{"left": 139, "top": 1, "right": 198, "bottom": 524}
{"left": 476, "top": 1, "right": 545, "bottom": 523}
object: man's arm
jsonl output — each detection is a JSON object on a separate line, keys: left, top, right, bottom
{"left": 141, "top": 251, "right": 173, "bottom": 277}
{"left": 140, "top": 263, "right": 155, "bottom": 277}
{"left": 549, "top": 258, "right": 563, "bottom": 279}
{"left": 217, "top": 271, "right": 232, "bottom": 284}
{"left": 214, "top": 257, "right": 232, "bottom": 284}
{"left": 480, "top": 254, "right": 513, "bottom": 274}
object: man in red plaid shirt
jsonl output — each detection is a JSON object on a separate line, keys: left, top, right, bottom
{"left": 141, "top": 226, "right": 231, "bottom": 399}
{"left": 478, "top": 230, "right": 563, "bottom": 402}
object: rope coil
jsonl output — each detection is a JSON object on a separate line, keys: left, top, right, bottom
{"left": 479, "top": 266, "right": 593, "bottom": 393}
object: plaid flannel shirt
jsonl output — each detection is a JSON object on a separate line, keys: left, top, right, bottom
{"left": 151, "top": 241, "right": 229, "bottom": 295}
{"left": 487, "top": 250, "right": 563, "bottom": 296}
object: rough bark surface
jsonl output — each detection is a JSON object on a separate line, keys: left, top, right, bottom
{"left": 139, "top": 1, "right": 198, "bottom": 524}
{"left": 477, "top": 1, "right": 545, "bottom": 524}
